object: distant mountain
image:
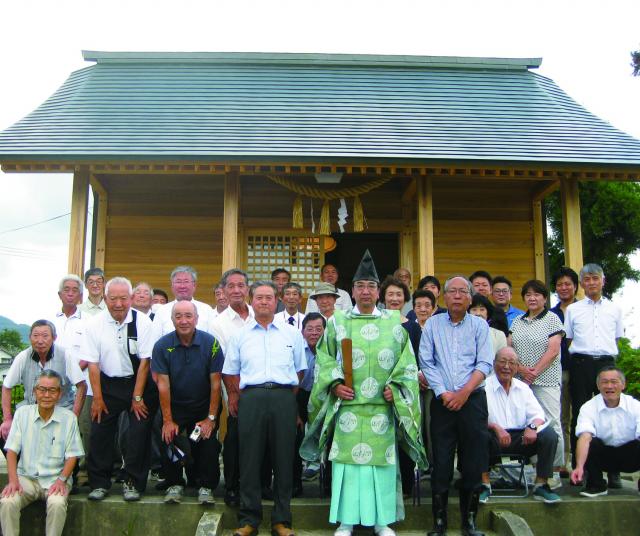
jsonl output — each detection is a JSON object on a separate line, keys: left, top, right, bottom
{"left": 0, "top": 316, "right": 30, "bottom": 344}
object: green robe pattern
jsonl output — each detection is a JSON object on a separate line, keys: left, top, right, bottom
{"left": 301, "top": 308, "right": 427, "bottom": 469}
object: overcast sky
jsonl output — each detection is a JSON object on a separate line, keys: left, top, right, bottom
{"left": 1, "top": 0, "right": 639, "bottom": 340}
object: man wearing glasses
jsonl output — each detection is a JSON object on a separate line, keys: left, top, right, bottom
{"left": 419, "top": 275, "right": 494, "bottom": 536}
{"left": 79, "top": 268, "right": 107, "bottom": 317}
{"left": 490, "top": 276, "right": 524, "bottom": 328}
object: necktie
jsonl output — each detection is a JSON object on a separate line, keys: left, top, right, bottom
{"left": 288, "top": 316, "right": 295, "bottom": 326}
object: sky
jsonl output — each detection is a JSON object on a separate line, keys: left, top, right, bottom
{"left": 1, "top": 0, "right": 639, "bottom": 340}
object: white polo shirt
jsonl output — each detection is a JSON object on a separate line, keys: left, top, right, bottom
{"left": 210, "top": 304, "right": 255, "bottom": 353}
{"left": 51, "top": 309, "right": 85, "bottom": 361}
{"left": 150, "top": 298, "right": 216, "bottom": 344}
{"left": 575, "top": 393, "right": 640, "bottom": 447}
{"left": 305, "top": 287, "right": 352, "bottom": 314}
{"left": 78, "top": 298, "right": 106, "bottom": 317}
{"left": 486, "top": 374, "right": 546, "bottom": 430}
{"left": 564, "top": 297, "right": 624, "bottom": 356}
{"left": 81, "top": 309, "right": 153, "bottom": 377}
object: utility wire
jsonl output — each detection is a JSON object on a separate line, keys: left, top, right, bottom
{"left": 0, "top": 212, "right": 70, "bottom": 236}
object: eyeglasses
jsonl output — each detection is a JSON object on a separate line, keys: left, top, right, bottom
{"left": 35, "top": 386, "right": 60, "bottom": 395}
{"left": 354, "top": 283, "right": 378, "bottom": 290}
{"left": 446, "top": 288, "right": 470, "bottom": 296}
{"left": 493, "top": 288, "right": 510, "bottom": 295}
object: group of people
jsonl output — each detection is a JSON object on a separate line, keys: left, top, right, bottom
{"left": 1, "top": 253, "right": 639, "bottom": 536}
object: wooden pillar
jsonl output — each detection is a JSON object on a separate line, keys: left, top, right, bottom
{"left": 222, "top": 173, "right": 240, "bottom": 271}
{"left": 560, "top": 177, "right": 583, "bottom": 272}
{"left": 532, "top": 200, "right": 545, "bottom": 281}
{"left": 416, "top": 176, "right": 434, "bottom": 277}
{"left": 399, "top": 204, "right": 414, "bottom": 279}
{"left": 67, "top": 168, "right": 90, "bottom": 276}
{"left": 90, "top": 174, "right": 108, "bottom": 269}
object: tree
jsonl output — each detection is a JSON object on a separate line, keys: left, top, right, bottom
{"left": 0, "top": 329, "right": 27, "bottom": 355}
{"left": 545, "top": 181, "right": 640, "bottom": 297}
{"left": 632, "top": 49, "right": 640, "bottom": 76}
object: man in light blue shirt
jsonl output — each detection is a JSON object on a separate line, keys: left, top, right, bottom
{"left": 419, "top": 275, "right": 493, "bottom": 536}
{"left": 223, "top": 281, "right": 306, "bottom": 536}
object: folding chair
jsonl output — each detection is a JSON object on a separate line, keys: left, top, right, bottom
{"left": 490, "top": 454, "right": 529, "bottom": 498}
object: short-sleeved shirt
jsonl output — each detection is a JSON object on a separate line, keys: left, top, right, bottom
{"left": 305, "top": 287, "right": 352, "bottom": 314}
{"left": 222, "top": 319, "right": 307, "bottom": 389}
{"left": 486, "top": 374, "right": 546, "bottom": 430}
{"left": 51, "top": 309, "right": 85, "bottom": 361}
{"left": 152, "top": 329, "right": 224, "bottom": 418}
{"left": 576, "top": 393, "right": 640, "bottom": 447}
{"left": 150, "top": 299, "right": 217, "bottom": 345}
{"left": 81, "top": 309, "right": 153, "bottom": 377}
{"left": 5, "top": 404, "right": 84, "bottom": 489}
{"left": 564, "top": 297, "right": 624, "bottom": 357}
{"left": 78, "top": 298, "right": 106, "bottom": 317}
{"left": 505, "top": 304, "right": 525, "bottom": 328}
{"left": 510, "top": 309, "right": 564, "bottom": 387}
{"left": 210, "top": 304, "right": 255, "bottom": 353}
{"left": 4, "top": 345, "right": 85, "bottom": 409}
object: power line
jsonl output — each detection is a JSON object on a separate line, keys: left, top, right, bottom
{"left": 0, "top": 212, "right": 70, "bottom": 236}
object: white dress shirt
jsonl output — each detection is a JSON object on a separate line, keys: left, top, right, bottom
{"left": 210, "top": 304, "right": 255, "bottom": 353}
{"left": 222, "top": 319, "right": 307, "bottom": 389}
{"left": 82, "top": 309, "right": 153, "bottom": 377}
{"left": 51, "top": 309, "right": 85, "bottom": 360}
{"left": 576, "top": 393, "right": 640, "bottom": 447}
{"left": 305, "top": 287, "right": 352, "bottom": 314}
{"left": 273, "top": 310, "right": 305, "bottom": 330}
{"left": 150, "top": 298, "right": 216, "bottom": 344}
{"left": 486, "top": 374, "right": 546, "bottom": 430}
{"left": 564, "top": 297, "right": 624, "bottom": 356}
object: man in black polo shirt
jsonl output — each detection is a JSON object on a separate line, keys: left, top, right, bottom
{"left": 152, "top": 300, "right": 224, "bottom": 505}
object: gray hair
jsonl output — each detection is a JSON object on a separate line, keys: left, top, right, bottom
{"left": 495, "top": 346, "right": 519, "bottom": 363}
{"left": 171, "top": 300, "right": 198, "bottom": 318}
{"left": 249, "top": 280, "right": 278, "bottom": 299}
{"left": 283, "top": 282, "right": 303, "bottom": 296}
{"left": 35, "top": 369, "right": 63, "bottom": 388}
{"left": 105, "top": 276, "right": 133, "bottom": 296}
{"left": 220, "top": 268, "right": 249, "bottom": 288}
{"left": 597, "top": 365, "right": 626, "bottom": 385}
{"left": 84, "top": 267, "right": 105, "bottom": 283}
{"left": 133, "top": 281, "right": 153, "bottom": 294}
{"left": 580, "top": 263, "right": 604, "bottom": 281}
{"left": 443, "top": 275, "right": 473, "bottom": 294}
{"left": 170, "top": 266, "right": 198, "bottom": 283}
{"left": 58, "top": 274, "right": 84, "bottom": 294}
{"left": 30, "top": 319, "right": 57, "bottom": 338}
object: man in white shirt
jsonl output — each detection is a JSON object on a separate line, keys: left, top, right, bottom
{"left": 571, "top": 366, "right": 640, "bottom": 497}
{"left": 481, "top": 347, "right": 560, "bottom": 504}
{"left": 273, "top": 282, "right": 305, "bottom": 330}
{"left": 212, "top": 282, "right": 229, "bottom": 319}
{"left": 132, "top": 282, "right": 154, "bottom": 316}
{"left": 150, "top": 265, "right": 216, "bottom": 343}
{"left": 81, "top": 277, "right": 158, "bottom": 502}
{"left": 78, "top": 268, "right": 107, "bottom": 316}
{"left": 564, "top": 263, "right": 624, "bottom": 480}
{"left": 305, "top": 263, "right": 352, "bottom": 314}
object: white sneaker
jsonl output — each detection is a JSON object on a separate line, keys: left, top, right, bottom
{"left": 334, "top": 524, "right": 353, "bottom": 536}
{"left": 374, "top": 526, "right": 396, "bottom": 536}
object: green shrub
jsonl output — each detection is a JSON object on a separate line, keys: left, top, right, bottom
{"left": 616, "top": 338, "right": 640, "bottom": 399}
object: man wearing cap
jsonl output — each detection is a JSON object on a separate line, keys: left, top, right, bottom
{"left": 307, "top": 282, "right": 340, "bottom": 319}
{"left": 302, "top": 250, "right": 425, "bottom": 536}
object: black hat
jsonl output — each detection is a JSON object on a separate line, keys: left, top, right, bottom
{"left": 352, "top": 249, "right": 380, "bottom": 284}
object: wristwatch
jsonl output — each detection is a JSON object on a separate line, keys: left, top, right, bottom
{"left": 133, "top": 395, "right": 143, "bottom": 402}
{"left": 527, "top": 423, "right": 537, "bottom": 431}
{"left": 57, "top": 474, "right": 69, "bottom": 483}
{"left": 207, "top": 414, "right": 217, "bottom": 422}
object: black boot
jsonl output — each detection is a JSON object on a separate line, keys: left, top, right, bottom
{"left": 459, "top": 488, "right": 484, "bottom": 536}
{"left": 427, "top": 491, "right": 448, "bottom": 535}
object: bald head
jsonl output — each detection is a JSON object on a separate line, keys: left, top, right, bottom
{"left": 172, "top": 300, "right": 198, "bottom": 339}
{"left": 494, "top": 347, "right": 519, "bottom": 384}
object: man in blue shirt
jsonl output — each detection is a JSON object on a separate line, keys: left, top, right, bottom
{"left": 419, "top": 275, "right": 493, "bottom": 536}
{"left": 223, "top": 281, "right": 307, "bottom": 536}
{"left": 152, "top": 300, "right": 224, "bottom": 505}
{"left": 491, "top": 276, "right": 524, "bottom": 328}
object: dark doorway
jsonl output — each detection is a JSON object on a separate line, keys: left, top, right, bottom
{"left": 325, "top": 233, "right": 399, "bottom": 290}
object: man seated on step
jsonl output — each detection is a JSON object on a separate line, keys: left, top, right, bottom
{"left": 0, "top": 370, "right": 83, "bottom": 536}
{"left": 480, "top": 347, "right": 560, "bottom": 504}
{"left": 571, "top": 366, "right": 640, "bottom": 497}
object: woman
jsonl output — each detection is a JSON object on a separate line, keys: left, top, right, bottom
{"left": 510, "top": 279, "right": 565, "bottom": 487}
{"left": 412, "top": 289, "right": 436, "bottom": 329}
{"left": 468, "top": 294, "right": 508, "bottom": 357}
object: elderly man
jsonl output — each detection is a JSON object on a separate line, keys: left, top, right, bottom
{"left": 52, "top": 275, "right": 85, "bottom": 352}
{"left": 570, "top": 366, "right": 640, "bottom": 496}
{"left": 1, "top": 320, "right": 86, "bottom": 450}
{"left": 213, "top": 282, "right": 229, "bottom": 318}
{"left": 223, "top": 281, "right": 306, "bottom": 536}
{"left": 152, "top": 300, "right": 224, "bottom": 505}
{"left": 0, "top": 370, "right": 84, "bottom": 536}
{"left": 307, "top": 282, "right": 339, "bottom": 319}
{"left": 565, "top": 263, "right": 624, "bottom": 486}
{"left": 480, "top": 348, "right": 560, "bottom": 504}
{"left": 420, "top": 275, "right": 494, "bottom": 536}
{"left": 150, "top": 266, "right": 216, "bottom": 342}
{"left": 305, "top": 263, "right": 352, "bottom": 314}
{"left": 303, "top": 250, "right": 424, "bottom": 536}
{"left": 132, "top": 282, "right": 154, "bottom": 316}
{"left": 271, "top": 268, "right": 291, "bottom": 313}
{"left": 81, "top": 277, "right": 158, "bottom": 502}
{"left": 211, "top": 268, "right": 255, "bottom": 507}
{"left": 274, "top": 282, "right": 305, "bottom": 329}
{"left": 79, "top": 268, "right": 106, "bottom": 316}
{"left": 490, "top": 276, "right": 524, "bottom": 328}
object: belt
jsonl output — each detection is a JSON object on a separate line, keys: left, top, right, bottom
{"left": 244, "top": 382, "right": 293, "bottom": 390}
{"left": 571, "top": 353, "right": 616, "bottom": 360}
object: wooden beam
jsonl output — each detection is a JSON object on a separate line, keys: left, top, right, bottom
{"left": 560, "top": 178, "right": 583, "bottom": 272}
{"left": 416, "top": 176, "right": 434, "bottom": 277}
{"left": 221, "top": 173, "right": 240, "bottom": 272}
{"left": 532, "top": 180, "right": 560, "bottom": 202}
{"left": 401, "top": 178, "right": 417, "bottom": 204}
{"left": 68, "top": 169, "right": 90, "bottom": 276}
{"left": 532, "top": 200, "right": 545, "bottom": 281}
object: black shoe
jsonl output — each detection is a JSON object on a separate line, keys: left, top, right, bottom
{"left": 292, "top": 482, "right": 303, "bottom": 498}
{"left": 262, "top": 486, "right": 274, "bottom": 500}
{"left": 460, "top": 488, "right": 485, "bottom": 536}
{"left": 427, "top": 492, "right": 448, "bottom": 535}
{"left": 580, "top": 483, "right": 608, "bottom": 498}
{"left": 225, "top": 489, "right": 240, "bottom": 507}
{"left": 607, "top": 472, "right": 622, "bottom": 489}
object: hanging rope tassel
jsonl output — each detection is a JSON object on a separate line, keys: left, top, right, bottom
{"left": 292, "top": 195, "right": 303, "bottom": 229}
{"left": 353, "top": 195, "right": 364, "bottom": 232}
{"left": 319, "top": 199, "right": 331, "bottom": 235}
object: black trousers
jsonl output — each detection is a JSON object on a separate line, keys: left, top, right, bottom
{"left": 488, "top": 427, "right": 558, "bottom": 479}
{"left": 87, "top": 373, "right": 158, "bottom": 492}
{"left": 584, "top": 438, "right": 640, "bottom": 487}
{"left": 238, "top": 387, "right": 297, "bottom": 528}
{"left": 430, "top": 389, "right": 489, "bottom": 494}
{"left": 293, "top": 389, "right": 310, "bottom": 486}
{"left": 162, "top": 413, "right": 221, "bottom": 489}
{"left": 569, "top": 355, "right": 615, "bottom": 464}
{"left": 224, "top": 414, "right": 240, "bottom": 493}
